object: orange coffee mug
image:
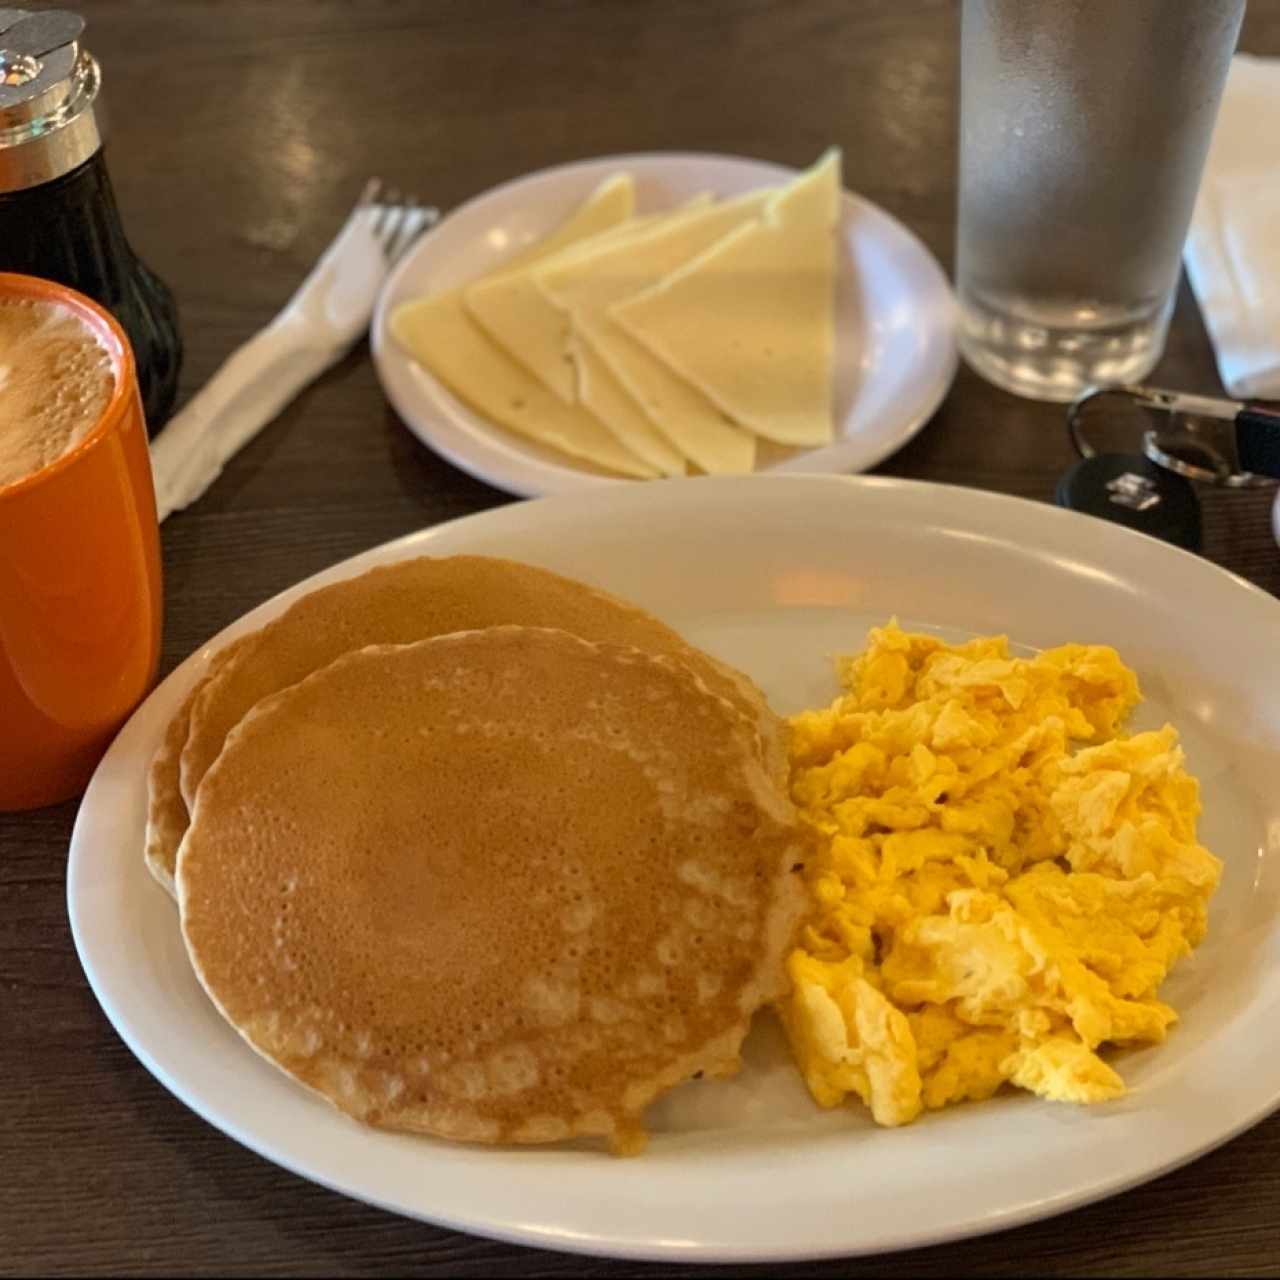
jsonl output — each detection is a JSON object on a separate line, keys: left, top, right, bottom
{"left": 0, "top": 273, "right": 162, "bottom": 811}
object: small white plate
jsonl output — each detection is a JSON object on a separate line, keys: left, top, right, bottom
{"left": 370, "top": 153, "right": 957, "bottom": 496}
{"left": 68, "top": 476, "right": 1280, "bottom": 1263}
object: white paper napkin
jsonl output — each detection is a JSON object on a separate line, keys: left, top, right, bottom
{"left": 1185, "top": 54, "right": 1280, "bottom": 402}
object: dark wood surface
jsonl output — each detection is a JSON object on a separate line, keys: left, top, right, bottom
{"left": 5, "top": 2, "right": 1280, "bottom": 1275}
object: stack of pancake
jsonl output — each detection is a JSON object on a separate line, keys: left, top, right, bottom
{"left": 147, "top": 556, "right": 807, "bottom": 1154}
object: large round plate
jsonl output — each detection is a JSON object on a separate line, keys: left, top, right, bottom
{"left": 69, "top": 476, "right": 1280, "bottom": 1263}
{"left": 370, "top": 153, "right": 957, "bottom": 496}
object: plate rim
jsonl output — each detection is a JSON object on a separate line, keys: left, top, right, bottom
{"left": 67, "top": 474, "right": 1280, "bottom": 1264}
{"left": 369, "top": 150, "right": 958, "bottom": 498}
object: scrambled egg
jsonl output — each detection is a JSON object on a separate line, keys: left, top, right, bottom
{"left": 779, "top": 622, "right": 1222, "bottom": 1127}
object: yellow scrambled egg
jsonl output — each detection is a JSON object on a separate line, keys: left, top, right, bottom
{"left": 779, "top": 622, "right": 1222, "bottom": 1127}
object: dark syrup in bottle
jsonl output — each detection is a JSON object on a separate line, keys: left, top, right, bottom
{"left": 0, "top": 9, "right": 182, "bottom": 433}
{"left": 0, "top": 152, "right": 182, "bottom": 429}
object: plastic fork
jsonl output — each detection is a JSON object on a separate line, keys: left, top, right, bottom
{"left": 149, "top": 182, "right": 439, "bottom": 522}
{"left": 363, "top": 178, "right": 434, "bottom": 265}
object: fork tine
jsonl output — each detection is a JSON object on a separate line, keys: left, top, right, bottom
{"left": 357, "top": 181, "right": 435, "bottom": 261}
{"left": 385, "top": 196, "right": 430, "bottom": 261}
{"left": 377, "top": 202, "right": 409, "bottom": 259}
{"left": 372, "top": 186, "right": 401, "bottom": 238}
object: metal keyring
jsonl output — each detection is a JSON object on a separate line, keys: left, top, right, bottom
{"left": 1068, "top": 384, "right": 1272, "bottom": 488}
{"left": 1141, "top": 428, "right": 1242, "bottom": 486}
{"left": 1067, "top": 385, "right": 1138, "bottom": 460}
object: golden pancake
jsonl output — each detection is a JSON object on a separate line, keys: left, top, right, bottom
{"left": 177, "top": 627, "right": 807, "bottom": 1154}
{"left": 144, "top": 637, "right": 254, "bottom": 897}
{"left": 178, "top": 554, "right": 784, "bottom": 820}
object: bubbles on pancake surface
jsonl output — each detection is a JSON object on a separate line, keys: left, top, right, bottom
{"left": 149, "top": 555, "right": 794, "bottom": 966}
{"left": 178, "top": 627, "right": 805, "bottom": 1154}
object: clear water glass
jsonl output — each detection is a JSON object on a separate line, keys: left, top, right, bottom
{"left": 956, "top": 0, "right": 1247, "bottom": 402}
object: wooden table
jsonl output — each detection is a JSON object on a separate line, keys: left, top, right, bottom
{"left": 5, "top": 3, "right": 1279, "bottom": 1275}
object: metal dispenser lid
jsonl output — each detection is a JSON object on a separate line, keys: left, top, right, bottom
{"left": 0, "top": 8, "right": 101, "bottom": 192}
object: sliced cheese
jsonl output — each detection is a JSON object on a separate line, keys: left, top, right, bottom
{"left": 582, "top": 324, "right": 754, "bottom": 474}
{"left": 572, "top": 335, "right": 685, "bottom": 475}
{"left": 463, "top": 195, "right": 713, "bottom": 405}
{"left": 390, "top": 295, "right": 657, "bottom": 477}
{"left": 389, "top": 175, "right": 657, "bottom": 479}
{"left": 505, "top": 171, "right": 635, "bottom": 266}
{"left": 536, "top": 192, "right": 771, "bottom": 474}
{"left": 611, "top": 150, "right": 841, "bottom": 448}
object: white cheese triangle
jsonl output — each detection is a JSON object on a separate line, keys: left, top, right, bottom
{"left": 390, "top": 176, "right": 658, "bottom": 478}
{"left": 572, "top": 336, "right": 685, "bottom": 475}
{"left": 463, "top": 196, "right": 712, "bottom": 406}
{"left": 390, "top": 295, "right": 658, "bottom": 478}
{"left": 507, "top": 172, "right": 635, "bottom": 265}
{"left": 536, "top": 192, "right": 770, "bottom": 474}
{"left": 611, "top": 150, "right": 841, "bottom": 447}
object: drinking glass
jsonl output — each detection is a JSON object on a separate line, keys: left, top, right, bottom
{"left": 955, "top": 0, "right": 1247, "bottom": 402}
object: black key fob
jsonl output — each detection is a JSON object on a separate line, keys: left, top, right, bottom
{"left": 1055, "top": 453, "right": 1202, "bottom": 551}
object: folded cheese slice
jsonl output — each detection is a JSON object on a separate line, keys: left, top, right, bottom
{"left": 571, "top": 335, "right": 685, "bottom": 475}
{"left": 390, "top": 176, "right": 659, "bottom": 478}
{"left": 463, "top": 195, "right": 712, "bottom": 407}
{"left": 536, "top": 192, "right": 770, "bottom": 474}
{"left": 391, "top": 297, "right": 657, "bottom": 478}
{"left": 612, "top": 151, "right": 841, "bottom": 448}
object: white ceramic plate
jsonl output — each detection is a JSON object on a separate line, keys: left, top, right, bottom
{"left": 69, "top": 476, "right": 1280, "bottom": 1264}
{"left": 370, "top": 153, "right": 957, "bottom": 496}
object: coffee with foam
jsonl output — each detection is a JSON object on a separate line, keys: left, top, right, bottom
{"left": 0, "top": 298, "right": 116, "bottom": 488}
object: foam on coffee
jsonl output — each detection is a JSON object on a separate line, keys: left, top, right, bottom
{"left": 0, "top": 298, "right": 115, "bottom": 488}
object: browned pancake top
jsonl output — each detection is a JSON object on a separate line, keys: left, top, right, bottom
{"left": 177, "top": 627, "right": 805, "bottom": 1153}
{"left": 179, "top": 554, "right": 783, "bottom": 820}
